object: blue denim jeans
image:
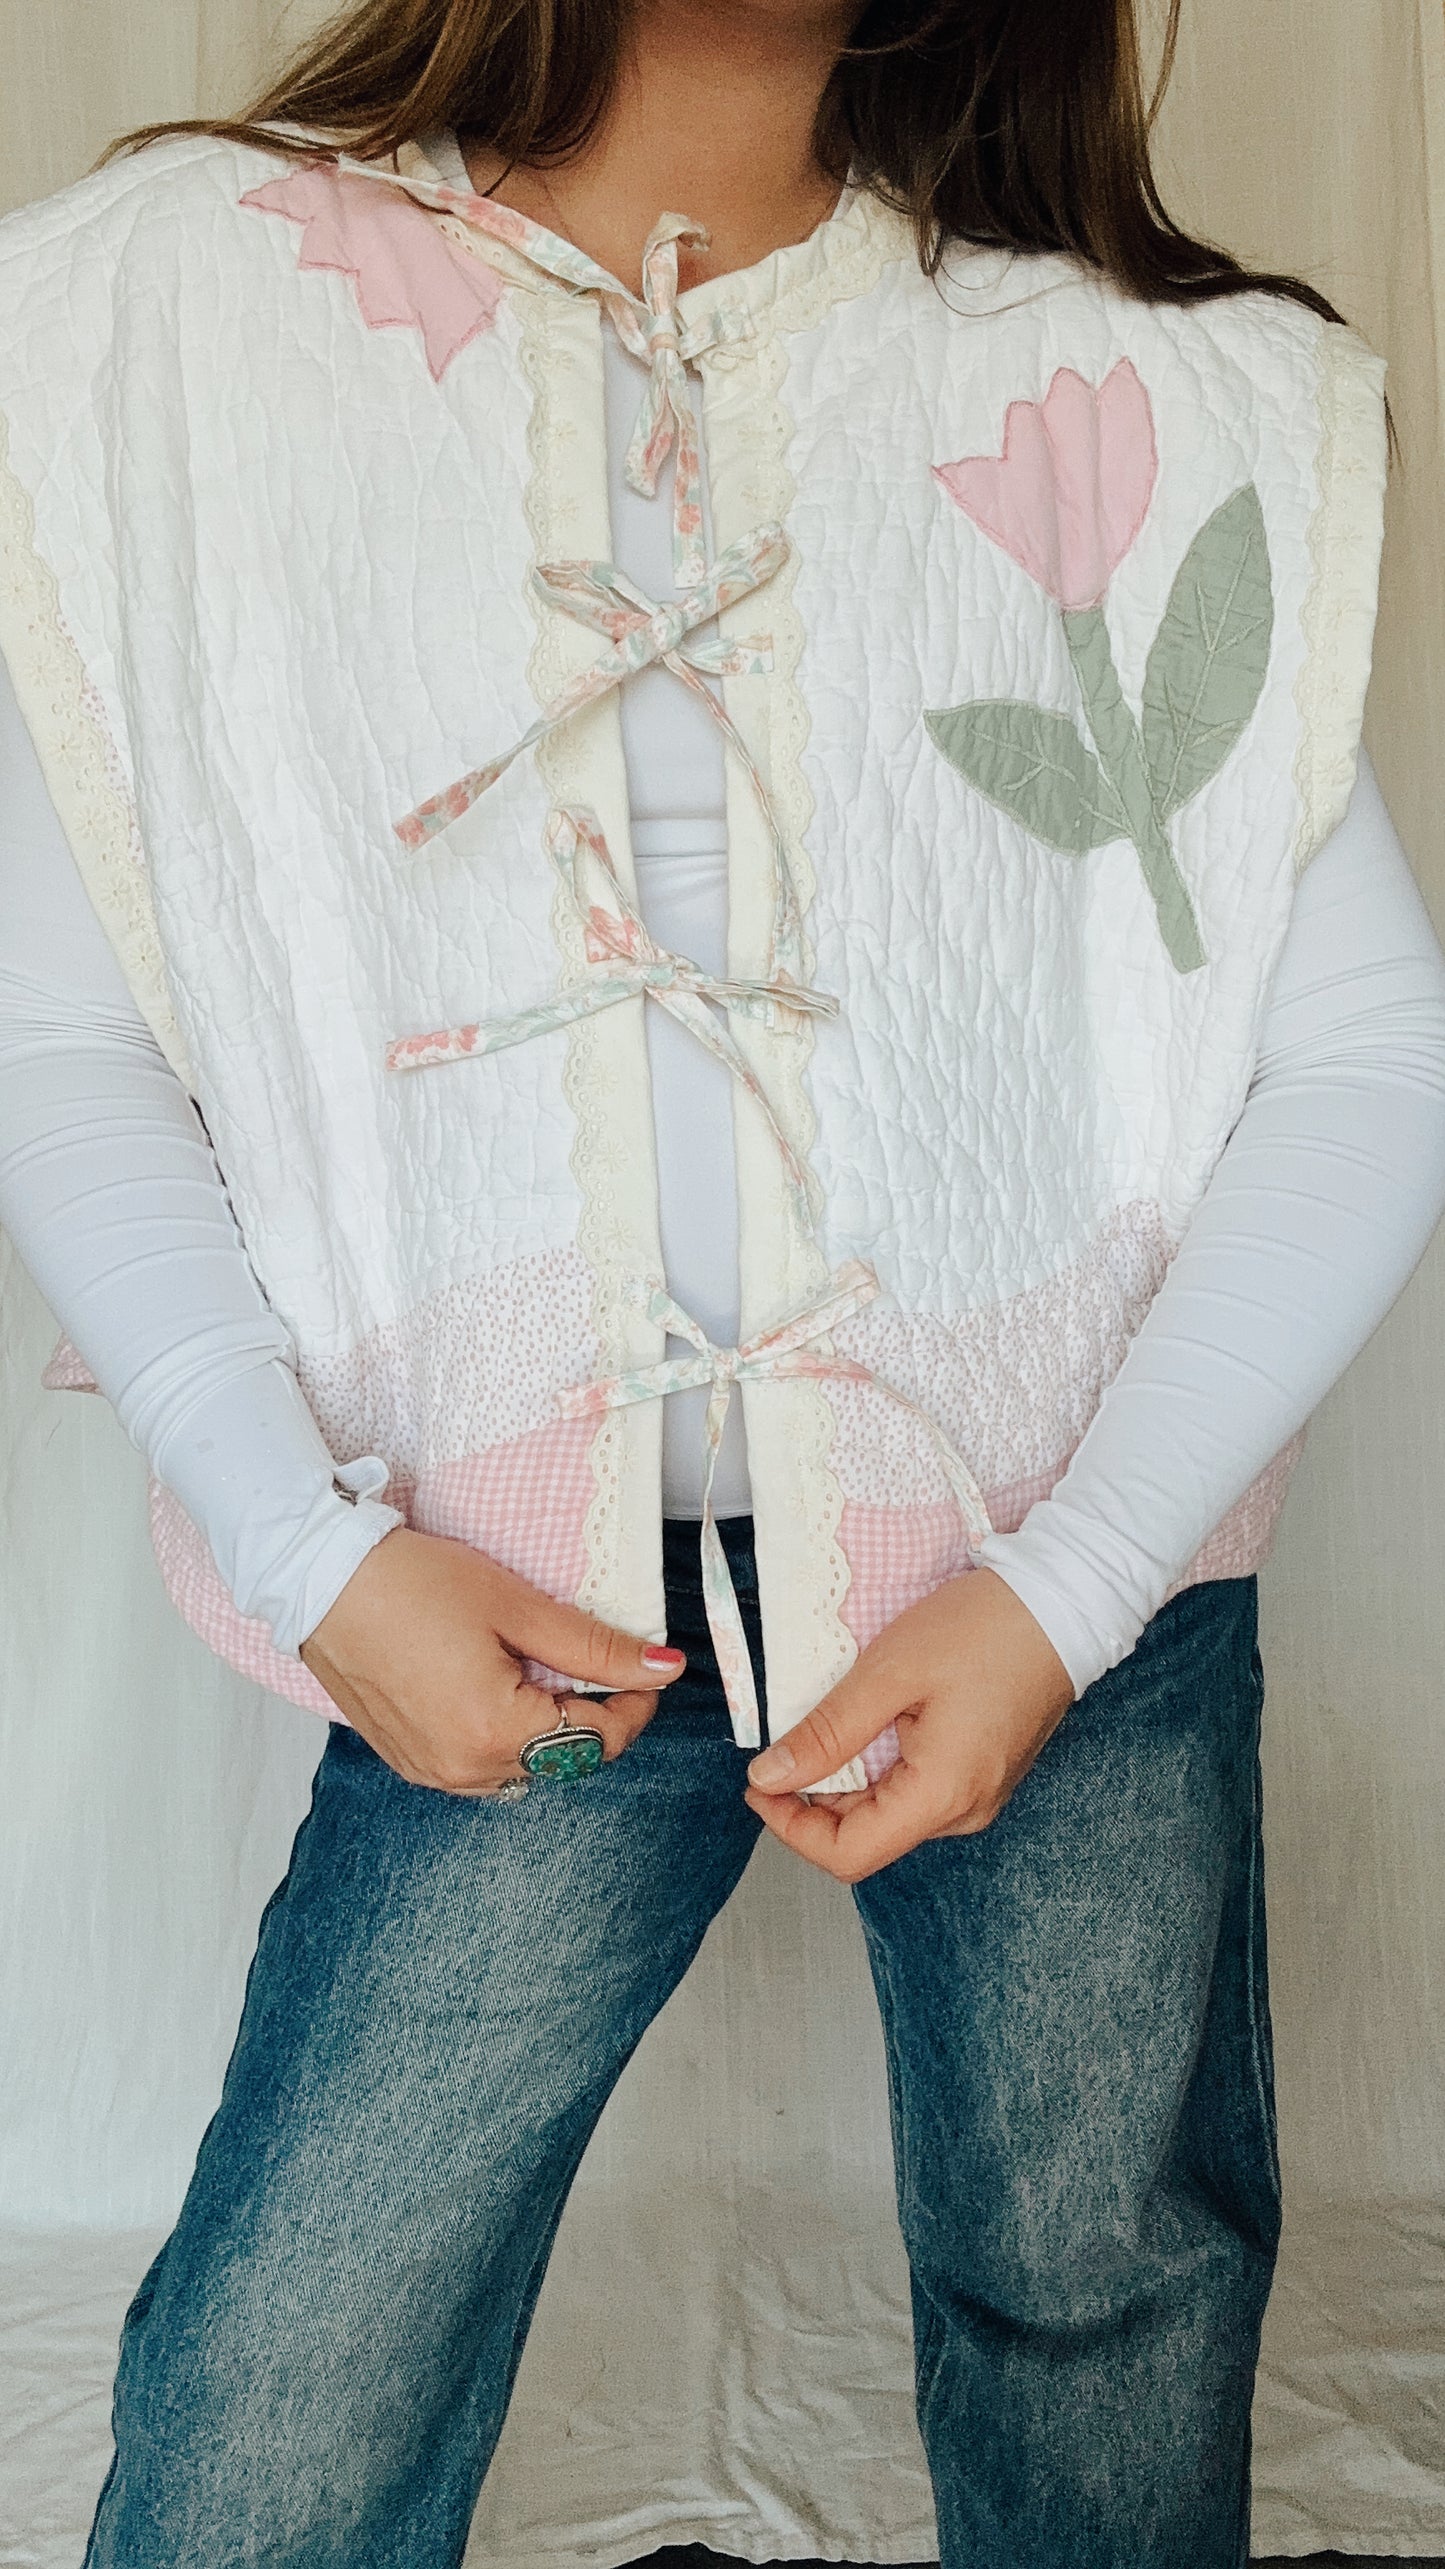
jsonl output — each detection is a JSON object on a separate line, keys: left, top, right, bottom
{"left": 85, "top": 1522, "right": 1279, "bottom": 2569}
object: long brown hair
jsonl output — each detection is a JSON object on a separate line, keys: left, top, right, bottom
{"left": 105, "top": 0, "right": 1346, "bottom": 332}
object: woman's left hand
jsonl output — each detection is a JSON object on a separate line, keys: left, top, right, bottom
{"left": 743, "top": 1567, "right": 1077, "bottom": 1883}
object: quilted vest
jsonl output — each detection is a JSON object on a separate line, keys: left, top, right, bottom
{"left": 0, "top": 130, "right": 1387, "bottom": 1782}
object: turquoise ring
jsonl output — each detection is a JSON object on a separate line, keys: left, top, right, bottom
{"left": 518, "top": 1708, "right": 606, "bottom": 1782}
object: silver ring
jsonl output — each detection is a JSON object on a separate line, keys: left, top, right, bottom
{"left": 491, "top": 1774, "right": 531, "bottom": 1804}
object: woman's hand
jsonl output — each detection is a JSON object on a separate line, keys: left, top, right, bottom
{"left": 743, "top": 1567, "right": 1075, "bottom": 1882}
{"left": 299, "top": 1526, "right": 686, "bottom": 1794}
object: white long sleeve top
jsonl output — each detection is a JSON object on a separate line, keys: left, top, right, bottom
{"left": 3, "top": 306, "right": 1445, "bottom": 1696}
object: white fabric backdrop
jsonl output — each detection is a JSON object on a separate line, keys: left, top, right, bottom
{"left": 3, "top": 2, "right": 1444, "bottom": 2560}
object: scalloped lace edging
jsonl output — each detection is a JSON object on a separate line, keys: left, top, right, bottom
{"left": 0, "top": 410, "right": 191, "bottom": 1083}
{"left": 1292, "top": 322, "right": 1390, "bottom": 874}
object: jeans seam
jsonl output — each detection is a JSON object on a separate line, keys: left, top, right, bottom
{"left": 857, "top": 1916, "right": 945, "bottom": 2403}
{"left": 856, "top": 1914, "right": 925, "bottom": 2238}
{"left": 1241, "top": 1656, "right": 1283, "bottom": 2220}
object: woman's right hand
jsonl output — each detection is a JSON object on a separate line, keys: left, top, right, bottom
{"left": 298, "top": 1525, "right": 686, "bottom": 1794}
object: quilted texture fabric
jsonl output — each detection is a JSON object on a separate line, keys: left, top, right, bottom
{"left": 0, "top": 131, "right": 1387, "bottom": 1781}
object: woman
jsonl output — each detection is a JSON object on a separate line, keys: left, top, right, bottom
{"left": 2, "top": 0, "right": 1444, "bottom": 2557}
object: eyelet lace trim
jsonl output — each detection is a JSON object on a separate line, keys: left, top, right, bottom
{"left": 1292, "top": 321, "right": 1389, "bottom": 873}
{"left": 0, "top": 414, "right": 191, "bottom": 1085}
{"left": 515, "top": 287, "right": 662, "bottom": 1625}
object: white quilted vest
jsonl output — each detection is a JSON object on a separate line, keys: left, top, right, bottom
{"left": 0, "top": 131, "right": 1387, "bottom": 1776}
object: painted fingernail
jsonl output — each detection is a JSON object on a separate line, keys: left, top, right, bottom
{"left": 642, "top": 1644, "right": 686, "bottom": 1671}
{"left": 748, "top": 1742, "right": 795, "bottom": 1787}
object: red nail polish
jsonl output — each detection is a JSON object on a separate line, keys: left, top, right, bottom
{"left": 642, "top": 1644, "right": 686, "bottom": 1670}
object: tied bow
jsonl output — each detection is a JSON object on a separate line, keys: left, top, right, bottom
{"left": 385, "top": 807, "right": 836, "bottom": 1225}
{"left": 556, "top": 1261, "right": 994, "bottom": 1748}
{"left": 339, "top": 157, "right": 737, "bottom": 586}
{"left": 394, "top": 527, "right": 807, "bottom": 997}
{"left": 604, "top": 214, "right": 711, "bottom": 588}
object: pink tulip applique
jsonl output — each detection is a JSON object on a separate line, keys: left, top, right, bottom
{"left": 242, "top": 164, "right": 505, "bottom": 381}
{"left": 928, "top": 360, "right": 1273, "bottom": 974}
{"left": 934, "top": 358, "right": 1159, "bottom": 613}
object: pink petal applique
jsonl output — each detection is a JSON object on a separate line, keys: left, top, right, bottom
{"left": 242, "top": 164, "right": 504, "bottom": 381}
{"left": 934, "top": 358, "right": 1158, "bottom": 612}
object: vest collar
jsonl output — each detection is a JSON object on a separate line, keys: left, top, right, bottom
{"left": 307, "top": 125, "right": 918, "bottom": 347}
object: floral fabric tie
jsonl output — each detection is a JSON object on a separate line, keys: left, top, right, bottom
{"left": 394, "top": 526, "right": 807, "bottom": 996}
{"left": 556, "top": 1260, "right": 994, "bottom": 1748}
{"left": 339, "top": 155, "right": 734, "bottom": 588}
{"left": 385, "top": 806, "right": 835, "bottom": 1226}
{"left": 606, "top": 214, "right": 710, "bottom": 588}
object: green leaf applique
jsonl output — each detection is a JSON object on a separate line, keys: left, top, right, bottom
{"left": 923, "top": 702, "right": 1129, "bottom": 856}
{"left": 1140, "top": 482, "right": 1274, "bottom": 820}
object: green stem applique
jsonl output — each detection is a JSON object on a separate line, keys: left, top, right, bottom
{"left": 1061, "top": 604, "right": 1206, "bottom": 974}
